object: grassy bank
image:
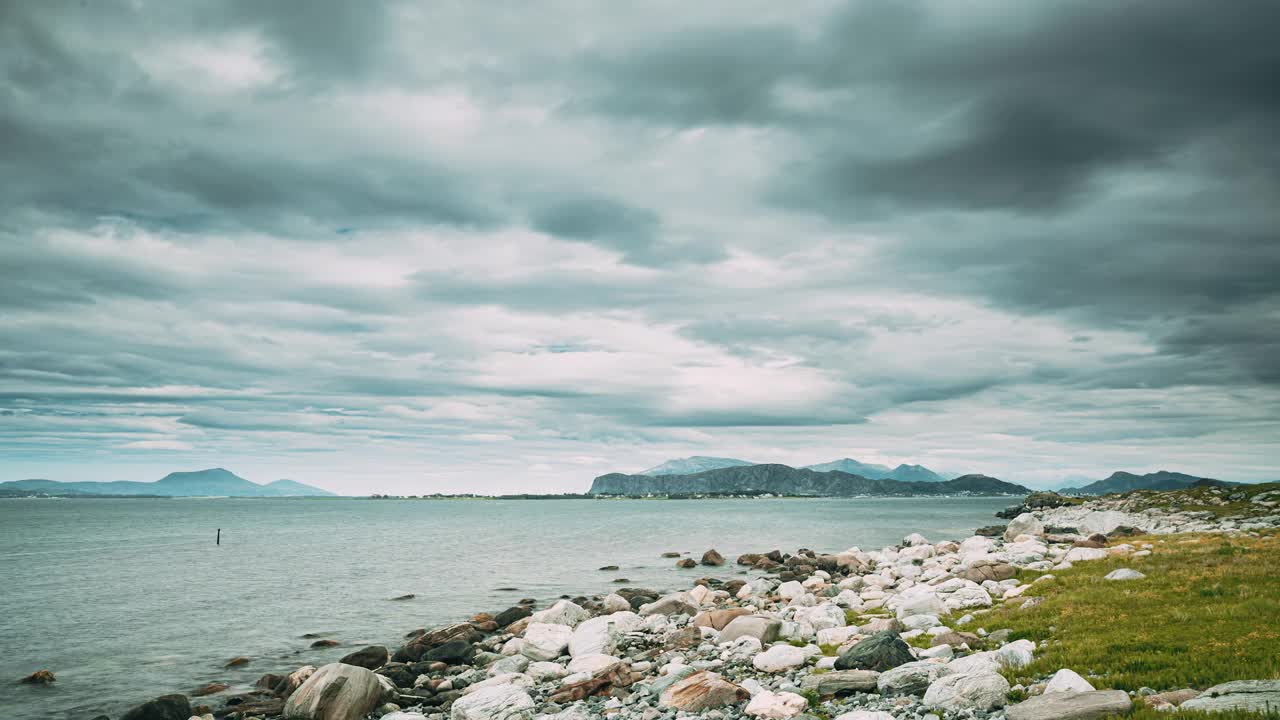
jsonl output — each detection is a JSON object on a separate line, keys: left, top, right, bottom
{"left": 956, "top": 531, "right": 1280, "bottom": 717}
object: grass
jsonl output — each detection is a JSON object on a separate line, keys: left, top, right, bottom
{"left": 956, "top": 531, "right": 1280, "bottom": 693}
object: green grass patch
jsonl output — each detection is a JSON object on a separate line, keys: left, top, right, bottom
{"left": 818, "top": 643, "right": 840, "bottom": 656}
{"left": 957, "top": 532, "right": 1280, "bottom": 692}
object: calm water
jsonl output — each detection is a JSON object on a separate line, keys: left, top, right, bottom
{"left": 0, "top": 496, "right": 1012, "bottom": 719}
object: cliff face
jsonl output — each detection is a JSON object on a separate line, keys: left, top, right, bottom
{"left": 588, "top": 464, "right": 1029, "bottom": 496}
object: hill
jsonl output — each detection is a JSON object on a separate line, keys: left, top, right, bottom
{"left": 588, "top": 464, "right": 1029, "bottom": 497}
{"left": 0, "top": 468, "right": 335, "bottom": 497}
{"left": 638, "top": 456, "right": 754, "bottom": 475}
{"left": 1061, "top": 470, "right": 1235, "bottom": 496}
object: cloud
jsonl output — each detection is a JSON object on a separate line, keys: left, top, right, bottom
{"left": 0, "top": 1, "right": 1276, "bottom": 492}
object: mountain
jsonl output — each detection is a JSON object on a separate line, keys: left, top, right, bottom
{"left": 639, "top": 456, "right": 754, "bottom": 476}
{"left": 589, "top": 464, "right": 1029, "bottom": 496}
{"left": 0, "top": 468, "right": 335, "bottom": 497}
{"left": 804, "top": 458, "right": 891, "bottom": 476}
{"left": 804, "top": 458, "right": 946, "bottom": 482}
{"left": 1061, "top": 470, "right": 1235, "bottom": 496}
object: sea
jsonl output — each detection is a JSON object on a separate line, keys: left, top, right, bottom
{"left": 0, "top": 496, "right": 1014, "bottom": 719}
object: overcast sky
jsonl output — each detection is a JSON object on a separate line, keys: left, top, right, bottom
{"left": 2, "top": 1, "right": 1277, "bottom": 494}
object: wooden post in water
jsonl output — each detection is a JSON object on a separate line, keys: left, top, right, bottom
{"left": 217, "top": 528, "right": 221, "bottom": 546}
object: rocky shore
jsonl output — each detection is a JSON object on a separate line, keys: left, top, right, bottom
{"left": 48, "top": 486, "right": 1280, "bottom": 720}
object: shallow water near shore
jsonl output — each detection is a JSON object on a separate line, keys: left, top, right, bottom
{"left": 0, "top": 496, "right": 1013, "bottom": 719}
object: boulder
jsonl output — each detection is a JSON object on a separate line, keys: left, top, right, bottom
{"left": 639, "top": 592, "right": 699, "bottom": 617}
{"left": 1063, "top": 547, "right": 1109, "bottom": 563}
{"left": 120, "top": 695, "right": 192, "bottom": 720}
{"left": 701, "top": 548, "right": 726, "bottom": 566}
{"left": 719, "top": 616, "right": 782, "bottom": 645}
{"left": 835, "top": 632, "right": 914, "bottom": 672}
{"left": 1044, "top": 668, "right": 1095, "bottom": 694}
{"left": 283, "top": 663, "right": 383, "bottom": 720}
{"left": 1146, "top": 688, "right": 1200, "bottom": 710}
{"left": 449, "top": 683, "right": 535, "bottom": 720}
{"left": 1103, "top": 568, "right": 1145, "bottom": 581}
{"left": 676, "top": 558, "right": 697, "bottom": 568}
{"left": 800, "top": 669, "right": 879, "bottom": 695}
{"left": 752, "top": 644, "right": 808, "bottom": 673}
{"left": 1181, "top": 680, "right": 1280, "bottom": 712}
{"left": 876, "top": 660, "right": 951, "bottom": 696}
{"left": 692, "top": 608, "right": 752, "bottom": 631}
{"left": 659, "top": 671, "right": 749, "bottom": 711}
{"left": 521, "top": 623, "right": 573, "bottom": 661}
{"left": 896, "top": 590, "right": 946, "bottom": 619}
{"left": 530, "top": 600, "right": 588, "bottom": 627}
{"left": 191, "top": 682, "right": 229, "bottom": 697}
{"left": 282, "top": 665, "right": 317, "bottom": 697}
{"left": 744, "top": 689, "right": 808, "bottom": 718}
{"left": 527, "top": 661, "right": 570, "bottom": 683}
{"left": 568, "top": 612, "right": 640, "bottom": 657}
{"left": 996, "top": 639, "right": 1035, "bottom": 668}
{"left": 923, "top": 672, "right": 1010, "bottom": 711}
{"left": 339, "top": 645, "right": 389, "bottom": 671}
{"left": 494, "top": 606, "right": 533, "bottom": 628}
{"left": 946, "top": 651, "right": 1001, "bottom": 675}
{"left": 1004, "top": 514, "right": 1044, "bottom": 541}
{"left": 1006, "top": 690, "right": 1132, "bottom": 720}
{"left": 424, "top": 640, "right": 476, "bottom": 665}
{"left": 565, "top": 653, "right": 621, "bottom": 676}
{"left": 962, "top": 563, "right": 1016, "bottom": 583}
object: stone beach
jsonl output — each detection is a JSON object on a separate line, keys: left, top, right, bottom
{"left": 42, "top": 488, "right": 1280, "bottom": 720}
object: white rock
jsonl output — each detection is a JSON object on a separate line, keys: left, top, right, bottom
{"left": 902, "top": 614, "right": 941, "bottom": 631}
{"left": 896, "top": 590, "right": 947, "bottom": 619}
{"left": 530, "top": 600, "right": 589, "bottom": 627}
{"left": 450, "top": 684, "right": 535, "bottom": 720}
{"left": 1104, "top": 568, "right": 1146, "bottom": 581}
{"left": 527, "top": 661, "right": 569, "bottom": 683}
{"left": 601, "top": 594, "right": 631, "bottom": 613}
{"left": 944, "top": 586, "right": 992, "bottom": 611}
{"left": 924, "top": 672, "right": 1010, "bottom": 711}
{"left": 743, "top": 690, "right": 809, "bottom": 718}
{"left": 568, "top": 612, "right": 641, "bottom": 657}
{"left": 834, "top": 712, "right": 895, "bottom": 720}
{"left": 777, "top": 581, "right": 806, "bottom": 602}
{"left": 1063, "top": 547, "right": 1109, "bottom": 563}
{"left": 566, "top": 653, "right": 621, "bottom": 675}
{"left": 904, "top": 532, "right": 930, "bottom": 546}
{"left": 793, "top": 603, "right": 846, "bottom": 631}
{"left": 920, "top": 644, "right": 953, "bottom": 660}
{"left": 521, "top": 623, "right": 573, "bottom": 661}
{"left": 1044, "top": 668, "right": 1096, "bottom": 694}
{"left": 752, "top": 644, "right": 808, "bottom": 673}
{"left": 1004, "top": 514, "right": 1044, "bottom": 541}
{"left": 463, "top": 673, "right": 532, "bottom": 695}
{"left": 996, "top": 639, "right": 1035, "bottom": 669}
{"left": 947, "top": 651, "right": 1000, "bottom": 675}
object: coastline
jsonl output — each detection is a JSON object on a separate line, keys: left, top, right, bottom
{"left": 19, "top": 485, "right": 1280, "bottom": 720}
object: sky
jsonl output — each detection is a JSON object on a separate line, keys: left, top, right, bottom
{"left": 2, "top": 1, "right": 1278, "bottom": 494}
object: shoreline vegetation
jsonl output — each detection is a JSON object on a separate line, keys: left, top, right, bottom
{"left": 15, "top": 483, "right": 1280, "bottom": 720}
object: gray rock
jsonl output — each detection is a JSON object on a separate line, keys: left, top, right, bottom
{"left": 1103, "top": 569, "right": 1145, "bottom": 581}
{"left": 1181, "top": 680, "right": 1280, "bottom": 712}
{"left": 801, "top": 669, "right": 880, "bottom": 695}
{"left": 719, "top": 615, "right": 782, "bottom": 644}
{"left": 834, "top": 632, "right": 914, "bottom": 672}
{"left": 877, "top": 661, "right": 951, "bottom": 696}
{"left": 1006, "top": 690, "right": 1133, "bottom": 720}
{"left": 284, "top": 663, "right": 383, "bottom": 720}
{"left": 923, "top": 672, "right": 1009, "bottom": 711}
{"left": 119, "top": 695, "right": 192, "bottom": 720}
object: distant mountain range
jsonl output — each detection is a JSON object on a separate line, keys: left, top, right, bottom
{"left": 0, "top": 468, "right": 336, "bottom": 497}
{"left": 591, "top": 463, "right": 1029, "bottom": 497}
{"left": 1060, "top": 470, "right": 1236, "bottom": 496}
{"left": 639, "top": 456, "right": 753, "bottom": 475}
{"left": 803, "top": 458, "right": 947, "bottom": 482}
{"left": 639, "top": 456, "right": 950, "bottom": 482}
